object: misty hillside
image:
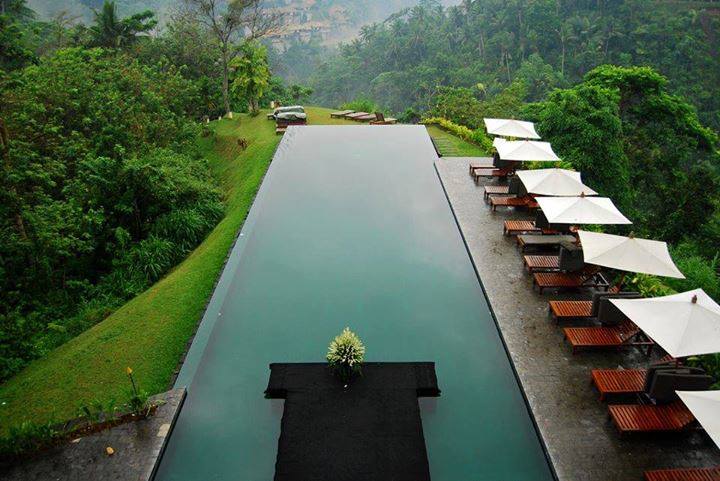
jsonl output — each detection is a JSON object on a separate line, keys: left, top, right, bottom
{"left": 27, "top": 0, "right": 460, "bottom": 43}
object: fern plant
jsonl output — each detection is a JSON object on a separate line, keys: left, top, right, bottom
{"left": 326, "top": 327, "right": 365, "bottom": 385}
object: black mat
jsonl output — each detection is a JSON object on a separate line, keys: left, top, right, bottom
{"left": 265, "top": 362, "right": 440, "bottom": 481}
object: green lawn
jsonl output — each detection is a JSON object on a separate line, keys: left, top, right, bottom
{"left": 426, "top": 124, "right": 488, "bottom": 156}
{"left": 0, "top": 108, "right": 475, "bottom": 433}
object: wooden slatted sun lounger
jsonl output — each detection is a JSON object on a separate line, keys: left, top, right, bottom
{"left": 471, "top": 167, "right": 514, "bottom": 183}
{"left": 608, "top": 401, "right": 695, "bottom": 434}
{"left": 532, "top": 270, "right": 609, "bottom": 294}
{"left": 345, "top": 112, "right": 369, "bottom": 120}
{"left": 644, "top": 467, "right": 720, "bottom": 481}
{"left": 490, "top": 196, "right": 539, "bottom": 211}
{"left": 591, "top": 356, "right": 687, "bottom": 401}
{"left": 353, "top": 113, "right": 377, "bottom": 122}
{"left": 591, "top": 369, "right": 648, "bottom": 401}
{"left": 523, "top": 255, "right": 560, "bottom": 273}
{"left": 330, "top": 110, "right": 354, "bottom": 118}
{"left": 370, "top": 112, "right": 397, "bottom": 125}
{"left": 548, "top": 299, "right": 593, "bottom": 320}
{"left": 468, "top": 160, "right": 493, "bottom": 175}
{"left": 504, "top": 220, "right": 541, "bottom": 235}
{"left": 517, "top": 234, "right": 577, "bottom": 252}
{"left": 484, "top": 185, "right": 511, "bottom": 200}
{"left": 563, "top": 321, "right": 653, "bottom": 354}
{"left": 547, "top": 286, "right": 626, "bottom": 322}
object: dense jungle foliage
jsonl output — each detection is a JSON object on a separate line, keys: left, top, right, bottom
{"left": 304, "top": 0, "right": 720, "bottom": 301}
{"left": 308, "top": 0, "right": 720, "bottom": 130}
{"left": 1, "top": 0, "right": 720, "bottom": 393}
{"left": 0, "top": 0, "right": 300, "bottom": 381}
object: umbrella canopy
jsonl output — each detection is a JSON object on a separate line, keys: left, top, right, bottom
{"left": 536, "top": 196, "right": 632, "bottom": 225}
{"left": 676, "top": 390, "right": 720, "bottom": 449}
{"left": 494, "top": 139, "right": 560, "bottom": 162}
{"left": 610, "top": 289, "right": 720, "bottom": 358}
{"left": 517, "top": 169, "right": 598, "bottom": 196}
{"left": 484, "top": 118, "right": 541, "bottom": 139}
{"left": 578, "top": 230, "right": 684, "bottom": 278}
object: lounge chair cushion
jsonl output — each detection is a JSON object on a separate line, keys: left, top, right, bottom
{"left": 508, "top": 176, "right": 523, "bottom": 195}
{"left": 558, "top": 244, "right": 584, "bottom": 272}
{"left": 645, "top": 368, "right": 712, "bottom": 404}
{"left": 590, "top": 291, "right": 641, "bottom": 318}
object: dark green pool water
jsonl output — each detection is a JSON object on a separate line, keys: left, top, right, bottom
{"left": 155, "top": 125, "right": 553, "bottom": 480}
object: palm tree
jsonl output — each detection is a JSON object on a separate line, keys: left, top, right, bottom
{"left": 90, "top": 1, "right": 156, "bottom": 49}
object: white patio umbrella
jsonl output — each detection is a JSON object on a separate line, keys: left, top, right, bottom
{"left": 495, "top": 140, "right": 560, "bottom": 162}
{"left": 610, "top": 289, "right": 720, "bottom": 358}
{"left": 517, "top": 169, "right": 598, "bottom": 196}
{"left": 484, "top": 118, "right": 541, "bottom": 139}
{"left": 536, "top": 196, "right": 632, "bottom": 225}
{"left": 676, "top": 390, "right": 720, "bottom": 449}
{"left": 578, "top": 230, "right": 684, "bottom": 278}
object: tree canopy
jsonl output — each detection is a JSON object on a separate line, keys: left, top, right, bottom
{"left": 308, "top": 0, "right": 720, "bottom": 129}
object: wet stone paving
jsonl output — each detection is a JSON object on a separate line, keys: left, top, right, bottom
{"left": 1, "top": 388, "right": 185, "bottom": 481}
{"left": 434, "top": 157, "right": 720, "bottom": 481}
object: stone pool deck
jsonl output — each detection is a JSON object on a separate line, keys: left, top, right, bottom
{"left": 435, "top": 157, "right": 720, "bottom": 481}
{"left": 1, "top": 388, "right": 185, "bottom": 481}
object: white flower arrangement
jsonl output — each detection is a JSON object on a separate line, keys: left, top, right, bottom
{"left": 326, "top": 327, "right": 365, "bottom": 383}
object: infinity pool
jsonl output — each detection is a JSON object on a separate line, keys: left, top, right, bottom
{"left": 155, "top": 125, "right": 554, "bottom": 480}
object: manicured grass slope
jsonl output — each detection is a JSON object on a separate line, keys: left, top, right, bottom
{"left": 426, "top": 124, "right": 487, "bottom": 157}
{"left": 0, "top": 108, "right": 481, "bottom": 432}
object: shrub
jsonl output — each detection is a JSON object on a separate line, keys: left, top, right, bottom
{"left": 626, "top": 274, "right": 676, "bottom": 298}
{"left": 326, "top": 327, "right": 365, "bottom": 384}
{"left": 421, "top": 117, "right": 493, "bottom": 152}
{"left": 0, "top": 420, "right": 59, "bottom": 457}
{"left": 340, "top": 98, "right": 377, "bottom": 113}
{"left": 687, "top": 354, "right": 720, "bottom": 389}
{"left": 665, "top": 242, "right": 720, "bottom": 301}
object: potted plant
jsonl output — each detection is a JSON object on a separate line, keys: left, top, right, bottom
{"left": 326, "top": 327, "right": 365, "bottom": 387}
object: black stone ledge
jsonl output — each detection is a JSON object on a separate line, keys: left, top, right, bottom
{"left": 266, "top": 362, "right": 440, "bottom": 481}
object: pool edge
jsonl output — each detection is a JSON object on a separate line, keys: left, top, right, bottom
{"left": 432, "top": 160, "right": 560, "bottom": 481}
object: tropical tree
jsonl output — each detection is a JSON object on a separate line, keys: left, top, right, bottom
{"left": 288, "top": 84, "right": 313, "bottom": 103}
{"left": 230, "top": 41, "right": 270, "bottom": 114}
{"left": 181, "top": 0, "right": 283, "bottom": 115}
{"left": 90, "top": 1, "right": 156, "bottom": 49}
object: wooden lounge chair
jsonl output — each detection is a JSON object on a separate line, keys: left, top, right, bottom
{"left": 471, "top": 167, "right": 514, "bottom": 184}
{"left": 370, "top": 112, "right": 397, "bottom": 125}
{"left": 644, "top": 467, "right": 720, "bottom": 481}
{"left": 548, "top": 299, "right": 594, "bottom": 320}
{"left": 563, "top": 321, "right": 653, "bottom": 354}
{"left": 593, "top": 362, "right": 710, "bottom": 402}
{"left": 484, "top": 185, "right": 511, "bottom": 200}
{"left": 353, "top": 113, "right": 377, "bottom": 122}
{"left": 548, "top": 288, "right": 637, "bottom": 322}
{"left": 532, "top": 270, "right": 609, "bottom": 294}
{"left": 517, "top": 234, "right": 577, "bottom": 252}
{"left": 504, "top": 220, "right": 541, "bottom": 236}
{"left": 524, "top": 243, "right": 584, "bottom": 274}
{"left": 490, "top": 195, "right": 539, "bottom": 212}
{"left": 523, "top": 255, "right": 560, "bottom": 272}
{"left": 330, "top": 110, "right": 354, "bottom": 118}
{"left": 591, "top": 368, "right": 648, "bottom": 401}
{"left": 468, "top": 160, "right": 494, "bottom": 175}
{"left": 345, "top": 112, "right": 369, "bottom": 120}
{"left": 608, "top": 401, "right": 695, "bottom": 434}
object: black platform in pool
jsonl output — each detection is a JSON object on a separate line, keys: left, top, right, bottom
{"left": 265, "top": 362, "right": 441, "bottom": 481}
